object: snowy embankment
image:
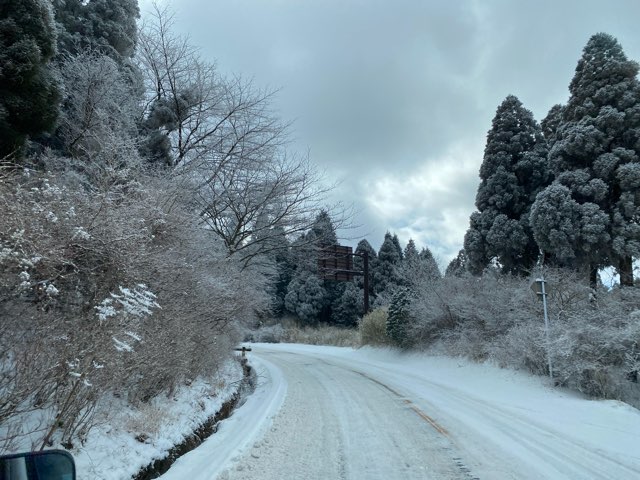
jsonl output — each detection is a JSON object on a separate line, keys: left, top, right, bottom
{"left": 71, "top": 359, "right": 243, "bottom": 480}
{"left": 160, "top": 344, "right": 640, "bottom": 480}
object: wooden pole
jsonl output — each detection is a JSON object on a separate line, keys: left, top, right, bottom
{"left": 363, "top": 251, "right": 370, "bottom": 313}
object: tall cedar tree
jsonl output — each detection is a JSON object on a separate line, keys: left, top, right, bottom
{"left": 285, "top": 211, "right": 340, "bottom": 324}
{"left": 531, "top": 33, "right": 640, "bottom": 286}
{"left": 0, "top": 0, "right": 60, "bottom": 158}
{"left": 386, "top": 288, "right": 412, "bottom": 347}
{"left": 464, "top": 95, "right": 550, "bottom": 275}
{"left": 376, "top": 232, "right": 403, "bottom": 295}
{"left": 445, "top": 249, "right": 468, "bottom": 277}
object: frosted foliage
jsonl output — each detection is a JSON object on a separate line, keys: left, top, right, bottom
{"left": 464, "top": 95, "right": 550, "bottom": 275}
{"left": 96, "top": 284, "right": 160, "bottom": 323}
{"left": 331, "top": 282, "right": 362, "bottom": 327}
{"left": 284, "top": 272, "right": 326, "bottom": 325}
{"left": 54, "top": 0, "right": 140, "bottom": 59}
{"left": 445, "top": 249, "right": 467, "bottom": 277}
{"left": 0, "top": 0, "right": 60, "bottom": 157}
{"left": 56, "top": 51, "right": 139, "bottom": 162}
{"left": 539, "top": 33, "right": 640, "bottom": 280}
{"left": 0, "top": 169, "right": 255, "bottom": 452}
{"left": 616, "top": 162, "right": 640, "bottom": 190}
{"left": 530, "top": 184, "right": 609, "bottom": 262}
{"left": 541, "top": 104, "right": 564, "bottom": 147}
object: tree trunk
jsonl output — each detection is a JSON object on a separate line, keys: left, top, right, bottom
{"left": 619, "top": 256, "right": 634, "bottom": 287}
{"left": 589, "top": 264, "right": 598, "bottom": 290}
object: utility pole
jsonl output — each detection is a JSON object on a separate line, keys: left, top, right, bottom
{"left": 363, "top": 251, "right": 369, "bottom": 314}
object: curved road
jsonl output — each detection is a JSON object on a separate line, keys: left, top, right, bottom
{"left": 161, "top": 344, "right": 640, "bottom": 480}
{"left": 218, "top": 349, "right": 469, "bottom": 480}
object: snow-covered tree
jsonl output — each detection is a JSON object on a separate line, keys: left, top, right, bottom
{"left": 419, "top": 247, "right": 441, "bottom": 280}
{"left": 464, "top": 95, "right": 550, "bottom": 275}
{"left": 0, "top": 0, "right": 60, "bottom": 158}
{"left": 375, "top": 232, "right": 403, "bottom": 297}
{"left": 386, "top": 288, "right": 412, "bottom": 347}
{"left": 541, "top": 104, "right": 565, "bottom": 149}
{"left": 403, "top": 239, "right": 419, "bottom": 264}
{"left": 392, "top": 233, "right": 404, "bottom": 261}
{"left": 53, "top": 0, "right": 140, "bottom": 60}
{"left": 331, "top": 282, "right": 362, "bottom": 326}
{"left": 402, "top": 240, "right": 441, "bottom": 287}
{"left": 532, "top": 33, "right": 640, "bottom": 285}
{"left": 284, "top": 272, "right": 326, "bottom": 325}
{"left": 445, "top": 249, "right": 468, "bottom": 277}
{"left": 55, "top": 51, "right": 139, "bottom": 163}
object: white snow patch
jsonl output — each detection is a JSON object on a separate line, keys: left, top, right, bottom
{"left": 72, "top": 359, "right": 243, "bottom": 480}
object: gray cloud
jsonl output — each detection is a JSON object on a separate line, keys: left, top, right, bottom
{"left": 146, "top": 0, "right": 640, "bottom": 264}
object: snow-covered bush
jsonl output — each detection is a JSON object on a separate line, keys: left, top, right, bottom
{"left": 280, "top": 325, "right": 359, "bottom": 347}
{"left": 0, "top": 164, "right": 266, "bottom": 452}
{"left": 359, "top": 308, "right": 390, "bottom": 346}
{"left": 408, "top": 271, "right": 535, "bottom": 356}
{"left": 407, "top": 265, "right": 640, "bottom": 407}
{"left": 548, "top": 288, "right": 640, "bottom": 403}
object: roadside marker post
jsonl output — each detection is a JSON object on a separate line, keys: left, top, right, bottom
{"left": 530, "top": 277, "right": 553, "bottom": 379}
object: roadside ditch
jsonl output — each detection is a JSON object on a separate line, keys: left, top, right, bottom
{"left": 132, "top": 358, "right": 256, "bottom": 480}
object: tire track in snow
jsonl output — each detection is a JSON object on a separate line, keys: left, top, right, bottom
{"left": 219, "top": 350, "right": 469, "bottom": 479}
{"left": 343, "top": 358, "right": 640, "bottom": 480}
{"left": 353, "top": 370, "right": 449, "bottom": 436}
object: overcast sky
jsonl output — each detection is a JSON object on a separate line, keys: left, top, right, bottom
{"left": 141, "top": 0, "right": 640, "bottom": 268}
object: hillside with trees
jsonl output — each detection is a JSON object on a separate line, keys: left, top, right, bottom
{"left": 0, "top": 1, "right": 341, "bottom": 455}
{"left": 2, "top": 0, "right": 640, "bottom": 471}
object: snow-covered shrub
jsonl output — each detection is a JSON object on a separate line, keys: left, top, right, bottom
{"left": 549, "top": 288, "right": 640, "bottom": 404}
{"left": 409, "top": 272, "right": 535, "bottom": 356}
{"left": 281, "top": 325, "right": 359, "bottom": 347}
{"left": 244, "top": 324, "right": 286, "bottom": 343}
{"left": 489, "top": 319, "right": 550, "bottom": 375}
{"left": 359, "top": 308, "right": 390, "bottom": 346}
{"left": 0, "top": 163, "right": 266, "bottom": 452}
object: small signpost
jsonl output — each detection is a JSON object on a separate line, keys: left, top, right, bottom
{"left": 318, "top": 245, "right": 370, "bottom": 313}
{"left": 530, "top": 277, "right": 553, "bottom": 379}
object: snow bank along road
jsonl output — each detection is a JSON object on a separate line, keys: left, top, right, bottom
{"left": 160, "top": 344, "right": 640, "bottom": 480}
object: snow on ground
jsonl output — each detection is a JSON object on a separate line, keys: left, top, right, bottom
{"left": 158, "top": 355, "right": 287, "bottom": 480}
{"left": 72, "top": 358, "right": 243, "bottom": 480}
{"left": 159, "top": 343, "right": 640, "bottom": 480}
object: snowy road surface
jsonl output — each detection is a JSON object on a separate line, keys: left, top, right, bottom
{"left": 160, "top": 344, "right": 640, "bottom": 480}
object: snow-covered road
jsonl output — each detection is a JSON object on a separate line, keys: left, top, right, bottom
{"left": 160, "top": 344, "right": 640, "bottom": 480}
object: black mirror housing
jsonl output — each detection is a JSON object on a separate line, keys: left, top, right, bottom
{"left": 0, "top": 450, "right": 76, "bottom": 480}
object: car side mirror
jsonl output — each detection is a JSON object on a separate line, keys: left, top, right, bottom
{"left": 0, "top": 450, "right": 76, "bottom": 480}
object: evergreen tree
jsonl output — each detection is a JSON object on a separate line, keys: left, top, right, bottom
{"left": 541, "top": 104, "right": 565, "bottom": 149}
{"left": 284, "top": 272, "right": 326, "bottom": 325}
{"left": 53, "top": 0, "right": 139, "bottom": 60}
{"left": 419, "top": 247, "right": 441, "bottom": 280}
{"left": 310, "top": 210, "right": 338, "bottom": 247}
{"left": 445, "top": 249, "right": 468, "bottom": 277}
{"left": 331, "top": 282, "right": 362, "bottom": 327}
{"left": 0, "top": 0, "right": 60, "bottom": 158}
{"left": 284, "top": 210, "right": 341, "bottom": 324}
{"left": 392, "top": 233, "right": 404, "bottom": 261}
{"left": 379, "top": 232, "right": 401, "bottom": 265}
{"left": 386, "top": 288, "right": 412, "bottom": 347}
{"left": 464, "top": 95, "right": 551, "bottom": 275}
{"left": 531, "top": 33, "right": 640, "bottom": 286}
{"left": 402, "top": 240, "right": 440, "bottom": 287}
{"left": 403, "top": 239, "right": 419, "bottom": 264}
{"left": 375, "top": 232, "right": 403, "bottom": 296}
